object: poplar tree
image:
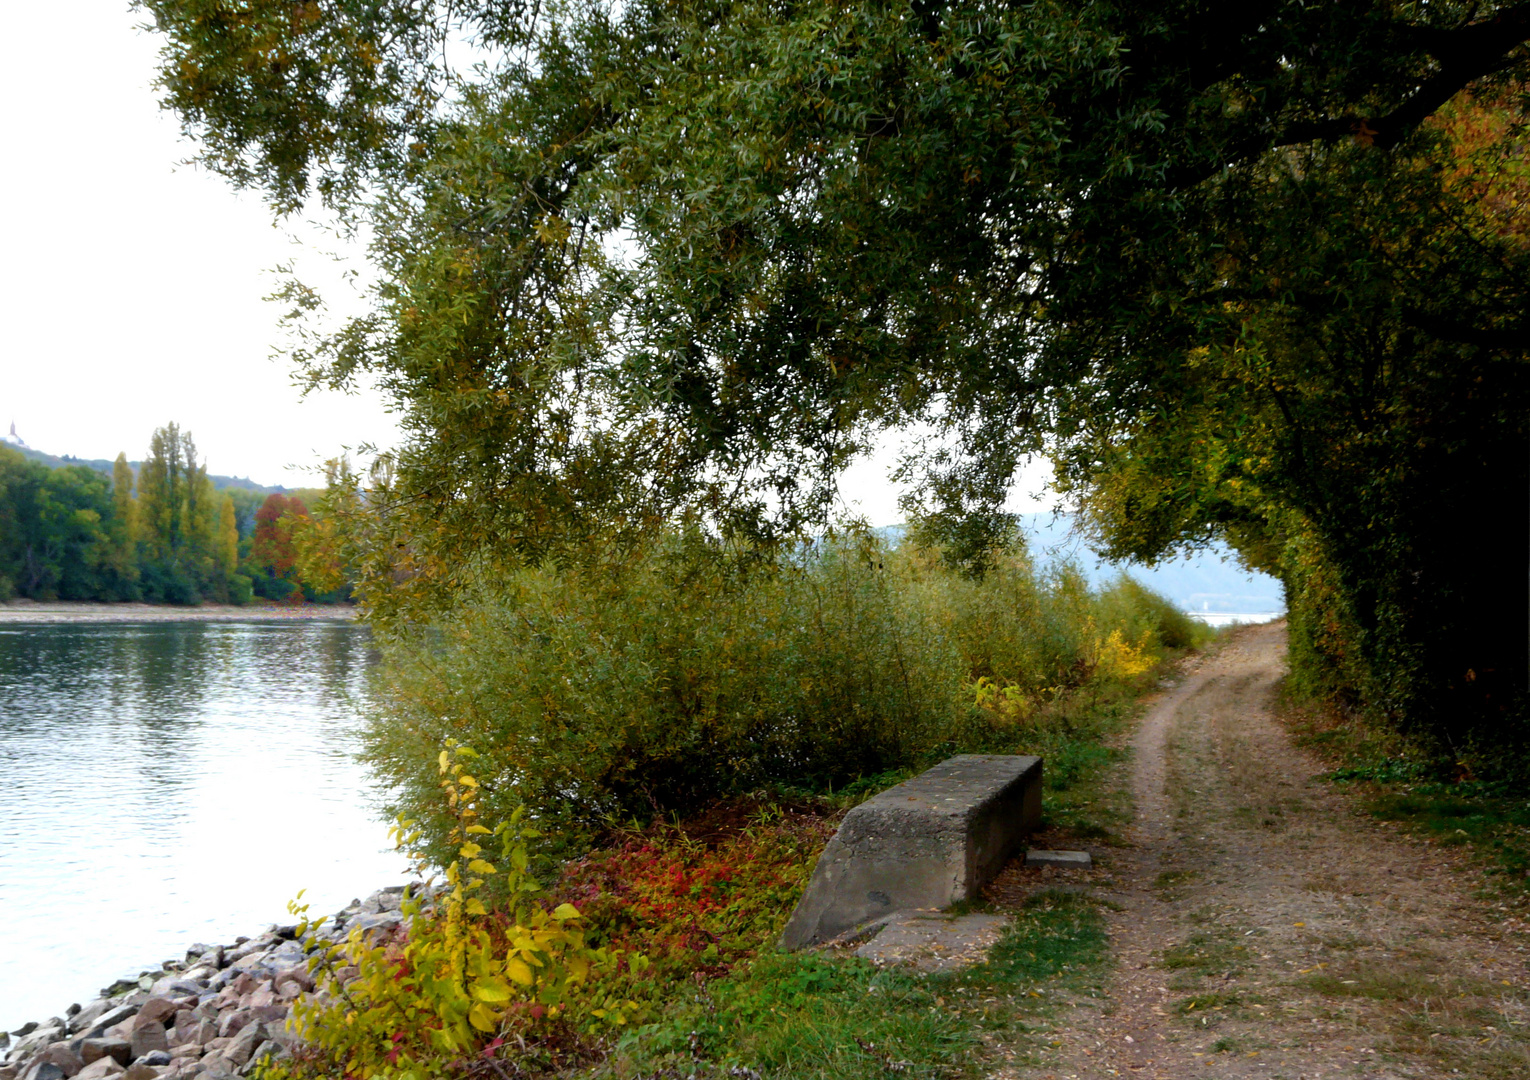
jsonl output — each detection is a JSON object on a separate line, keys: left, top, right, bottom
{"left": 107, "top": 452, "right": 140, "bottom": 598}
{"left": 217, "top": 494, "right": 239, "bottom": 577}
{"left": 137, "top": 423, "right": 185, "bottom": 567}
{"left": 182, "top": 432, "right": 218, "bottom": 587}
{"left": 137, "top": 422, "right": 217, "bottom": 601}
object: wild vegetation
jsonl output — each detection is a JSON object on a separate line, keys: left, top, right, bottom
{"left": 0, "top": 426, "right": 345, "bottom": 604}
{"left": 120, "top": 0, "right": 1530, "bottom": 1074}
{"left": 265, "top": 533, "right": 1177, "bottom": 1078}
{"left": 362, "top": 532, "right": 1203, "bottom": 864}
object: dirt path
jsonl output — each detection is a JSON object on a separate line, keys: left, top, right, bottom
{"left": 1020, "top": 622, "right": 1530, "bottom": 1080}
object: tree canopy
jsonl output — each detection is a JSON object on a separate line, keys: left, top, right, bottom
{"left": 143, "top": 0, "right": 1530, "bottom": 744}
{"left": 0, "top": 426, "right": 342, "bottom": 606}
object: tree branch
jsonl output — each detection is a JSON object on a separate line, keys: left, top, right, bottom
{"left": 1165, "top": 3, "right": 1530, "bottom": 190}
{"left": 1280, "top": 3, "right": 1530, "bottom": 150}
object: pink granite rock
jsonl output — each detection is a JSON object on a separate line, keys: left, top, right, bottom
{"left": 73, "top": 1059, "right": 123, "bottom": 1080}
{"left": 128, "top": 1022, "right": 168, "bottom": 1062}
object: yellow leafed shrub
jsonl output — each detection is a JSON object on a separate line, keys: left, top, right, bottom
{"left": 1093, "top": 628, "right": 1155, "bottom": 680}
{"left": 972, "top": 675, "right": 1053, "bottom": 723}
{"left": 281, "top": 745, "right": 648, "bottom": 1079}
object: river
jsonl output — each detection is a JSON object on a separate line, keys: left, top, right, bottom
{"left": 0, "top": 621, "right": 407, "bottom": 1032}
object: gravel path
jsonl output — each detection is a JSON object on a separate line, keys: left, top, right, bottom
{"left": 1016, "top": 622, "right": 1530, "bottom": 1079}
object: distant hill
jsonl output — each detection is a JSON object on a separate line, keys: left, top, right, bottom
{"left": 1016, "top": 512, "right": 1284, "bottom": 615}
{"left": 9, "top": 444, "right": 289, "bottom": 495}
{"left": 875, "top": 514, "right": 1285, "bottom": 616}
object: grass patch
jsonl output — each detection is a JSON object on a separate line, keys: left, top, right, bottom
{"left": 1317, "top": 934, "right": 1371, "bottom": 951}
{"left": 1152, "top": 869, "right": 1196, "bottom": 899}
{"left": 1280, "top": 689, "right": 1530, "bottom": 902}
{"left": 1296, "top": 958, "right": 1530, "bottom": 1079}
{"left": 1301, "top": 965, "right": 1444, "bottom": 1002}
{"left": 1158, "top": 934, "right": 1248, "bottom": 975}
{"left": 978, "top": 891, "right": 1108, "bottom": 986}
{"left": 605, "top": 953, "right": 967, "bottom": 1080}
{"left": 1175, "top": 991, "right": 1244, "bottom": 1016}
{"left": 1298, "top": 956, "right": 1500, "bottom": 1008}
{"left": 599, "top": 892, "right": 1110, "bottom": 1079}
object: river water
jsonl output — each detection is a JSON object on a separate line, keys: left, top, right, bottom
{"left": 0, "top": 621, "right": 408, "bottom": 1031}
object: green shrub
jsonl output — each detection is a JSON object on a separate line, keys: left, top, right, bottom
{"left": 226, "top": 572, "right": 254, "bottom": 606}
{"left": 362, "top": 532, "right": 1192, "bottom": 865}
{"left": 1095, "top": 574, "right": 1208, "bottom": 652}
{"left": 282, "top": 746, "right": 645, "bottom": 1080}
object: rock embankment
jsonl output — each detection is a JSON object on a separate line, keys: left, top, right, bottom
{"left": 0, "top": 887, "right": 414, "bottom": 1080}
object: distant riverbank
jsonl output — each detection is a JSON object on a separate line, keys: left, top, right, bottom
{"left": 0, "top": 600, "right": 358, "bottom": 623}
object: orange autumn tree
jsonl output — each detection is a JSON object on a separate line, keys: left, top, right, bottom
{"left": 1434, "top": 87, "right": 1530, "bottom": 249}
{"left": 248, "top": 493, "right": 309, "bottom": 601}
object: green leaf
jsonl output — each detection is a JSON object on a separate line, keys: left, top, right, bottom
{"left": 473, "top": 978, "right": 513, "bottom": 1003}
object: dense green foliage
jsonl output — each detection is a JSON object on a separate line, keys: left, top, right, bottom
{"left": 0, "top": 447, "right": 131, "bottom": 601}
{"left": 0, "top": 427, "right": 342, "bottom": 605}
{"left": 141, "top": 0, "right": 1530, "bottom": 751}
{"left": 362, "top": 532, "right": 1202, "bottom": 865}
{"left": 274, "top": 613, "right": 1135, "bottom": 1080}
{"left": 1063, "top": 90, "right": 1530, "bottom": 750}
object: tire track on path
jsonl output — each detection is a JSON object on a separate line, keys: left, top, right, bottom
{"left": 1016, "top": 622, "right": 1530, "bottom": 1080}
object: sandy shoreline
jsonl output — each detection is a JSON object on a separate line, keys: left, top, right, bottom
{"left": 0, "top": 601, "right": 359, "bottom": 624}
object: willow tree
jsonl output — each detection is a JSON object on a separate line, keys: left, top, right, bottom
{"left": 142, "top": 0, "right": 1530, "bottom": 745}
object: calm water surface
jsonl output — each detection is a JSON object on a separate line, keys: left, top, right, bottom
{"left": 0, "top": 621, "right": 407, "bottom": 1030}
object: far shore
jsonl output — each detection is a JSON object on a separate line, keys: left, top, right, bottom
{"left": 0, "top": 599, "right": 360, "bottom": 624}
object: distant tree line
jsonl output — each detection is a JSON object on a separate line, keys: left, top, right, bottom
{"left": 0, "top": 423, "right": 348, "bottom": 605}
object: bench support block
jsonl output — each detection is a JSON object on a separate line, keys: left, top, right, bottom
{"left": 779, "top": 754, "right": 1042, "bottom": 950}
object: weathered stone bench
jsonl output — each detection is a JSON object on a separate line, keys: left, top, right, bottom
{"left": 779, "top": 754, "right": 1042, "bottom": 949}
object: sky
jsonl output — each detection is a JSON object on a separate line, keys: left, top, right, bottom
{"left": 0, "top": 3, "right": 1051, "bottom": 521}
{"left": 1, "top": 2, "right": 394, "bottom": 489}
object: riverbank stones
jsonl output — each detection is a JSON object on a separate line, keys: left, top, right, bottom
{"left": 79, "top": 1039, "right": 130, "bottom": 1068}
{"left": 0, "top": 884, "right": 424, "bottom": 1080}
{"left": 76, "top": 1057, "right": 124, "bottom": 1079}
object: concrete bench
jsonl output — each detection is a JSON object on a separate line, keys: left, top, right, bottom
{"left": 779, "top": 754, "right": 1042, "bottom": 949}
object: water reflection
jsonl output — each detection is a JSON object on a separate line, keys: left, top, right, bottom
{"left": 0, "top": 622, "right": 406, "bottom": 1029}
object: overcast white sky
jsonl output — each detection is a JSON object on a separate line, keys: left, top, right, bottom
{"left": 0, "top": 2, "right": 392, "bottom": 488}
{"left": 1, "top": 3, "right": 1051, "bottom": 520}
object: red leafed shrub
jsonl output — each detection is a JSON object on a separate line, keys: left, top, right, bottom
{"left": 552, "top": 799, "right": 839, "bottom": 982}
